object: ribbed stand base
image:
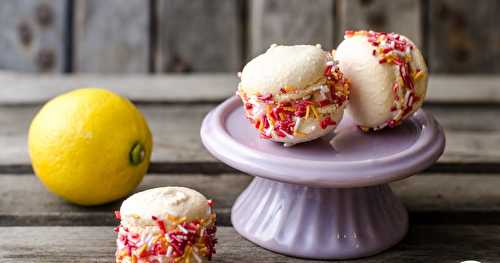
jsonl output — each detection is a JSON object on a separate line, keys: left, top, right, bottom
{"left": 232, "top": 177, "right": 408, "bottom": 259}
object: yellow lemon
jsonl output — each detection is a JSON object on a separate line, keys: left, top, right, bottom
{"left": 28, "top": 88, "right": 153, "bottom": 205}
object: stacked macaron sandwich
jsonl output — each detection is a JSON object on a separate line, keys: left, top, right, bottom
{"left": 237, "top": 30, "right": 428, "bottom": 146}
{"left": 237, "top": 44, "right": 350, "bottom": 147}
{"left": 114, "top": 187, "right": 217, "bottom": 263}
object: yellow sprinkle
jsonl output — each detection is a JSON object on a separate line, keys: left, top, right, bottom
{"left": 267, "top": 113, "right": 275, "bottom": 126}
{"left": 398, "top": 78, "right": 405, "bottom": 87}
{"left": 294, "top": 131, "right": 306, "bottom": 137}
{"left": 258, "top": 118, "right": 264, "bottom": 131}
{"left": 413, "top": 71, "right": 425, "bottom": 80}
{"left": 279, "top": 113, "right": 286, "bottom": 120}
{"left": 184, "top": 246, "right": 192, "bottom": 263}
{"left": 360, "top": 126, "right": 370, "bottom": 132}
{"left": 136, "top": 244, "right": 147, "bottom": 257}
{"left": 305, "top": 106, "right": 311, "bottom": 119}
{"left": 311, "top": 105, "right": 320, "bottom": 119}
{"left": 266, "top": 105, "right": 273, "bottom": 112}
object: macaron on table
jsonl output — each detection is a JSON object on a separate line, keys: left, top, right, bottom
{"left": 115, "top": 187, "right": 217, "bottom": 262}
{"left": 201, "top": 31, "right": 445, "bottom": 259}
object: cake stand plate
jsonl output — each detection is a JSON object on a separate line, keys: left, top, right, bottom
{"left": 200, "top": 96, "right": 445, "bottom": 259}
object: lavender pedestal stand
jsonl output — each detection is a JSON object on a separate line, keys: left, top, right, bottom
{"left": 201, "top": 96, "right": 445, "bottom": 260}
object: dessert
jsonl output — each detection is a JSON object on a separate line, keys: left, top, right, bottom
{"left": 115, "top": 187, "right": 217, "bottom": 263}
{"left": 237, "top": 44, "right": 350, "bottom": 146}
{"left": 334, "top": 30, "right": 428, "bottom": 130}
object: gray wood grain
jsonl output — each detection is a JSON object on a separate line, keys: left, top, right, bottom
{"left": 2, "top": 174, "right": 500, "bottom": 226}
{"left": 1, "top": 103, "right": 500, "bottom": 167}
{"left": 0, "top": 225, "right": 499, "bottom": 262}
{"left": 0, "top": 0, "right": 67, "bottom": 72}
{"left": 0, "top": 174, "right": 248, "bottom": 226}
{"left": 428, "top": 0, "right": 500, "bottom": 73}
{"left": 0, "top": 73, "right": 237, "bottom": 105}
{"left": 426, "top": 75, "right": 500, "bottom": 103}
{"left": 337, "top": 0, "right": 422, "bottom": 47}
{"left": 1, "top": 73, "right": 498, "bottom": 105}
{"left": 249, "top": 0, "right": 335, "bottom": 57}
{"left": 156, "top": 0, "right": 243, "bottom": 73}
{"left": 73, "top": 0, "right": 149, "bottom": 73}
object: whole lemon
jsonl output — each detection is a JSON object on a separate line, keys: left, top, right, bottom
{"left": 28, "top": 88, "right": 153, "bottom": 206}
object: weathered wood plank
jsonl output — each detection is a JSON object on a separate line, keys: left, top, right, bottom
{"left": 1, "top": 104, "right": 500, "bottom": 168}
{"left": 73, "top": 0, "right": 149, "bottom": 73}
{"left": 428, "top": 0, "right": 500, "bottom": 73}
{"left": 249, "top": 0, "right": 335, "bottom": 57}
{"left": 156, "top": 0, "right": 242, "bottom": 72}
{"left": 0, "top": 0, "right": 67, "bottom": 72}
{"left": 427, "top": 75, "right": 500, "bottom": 104}
{"left": 0, "top": 225, "right": 498, "bottom": 262}
{"left": 2, "top": 174, "right": 500, "bottom": 226}
{"left": 0, "top": 174, "right": 247, "bottom": 226}
{"left": 337, "top": 0, "right": 422, "bottom": 47}
{"left": 0, "top": 73, "right": 499, "bottom": 105}
{"left": 0, "top": 104, "right": 216, "bottom": 166}
{"left": 0, "top": 73, "right": 237, "bottom": 105}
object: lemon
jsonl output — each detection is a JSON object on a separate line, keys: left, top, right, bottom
{"left": 28, "top": 88, "right": 153, "bottom": 206}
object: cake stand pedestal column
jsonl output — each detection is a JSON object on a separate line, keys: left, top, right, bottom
{"left": 232, "top": 177, "right": 407, "bottom": 259}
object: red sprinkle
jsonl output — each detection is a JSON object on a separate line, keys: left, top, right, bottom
{"left": 254, "top": 119, "right": 261, "bottom": 129}
{"left": 320, "top": 117, "right": 336, "bottom": 129}
{"left": 274, "top": 128, "right": 286, "bottom": 138}
{"left": 294, "top": 110, "right": 305, "bottom": 117}
{"left": 208, "top": 199, "right": 214, "bottom": 207}
{"left": 114, "top": 211, "right": 121, "bottom": 220}
{"left": 280, "top": 87, "right": 287, "bottom": 93}
{"left": 152, "top": 216, "right": 167, "bottom": 234}
{"left": 324, "top": 65, "right": 333, "bottom": 76}
{"left": 259, "top": 133, "right": 272, "bottom": 139}
{"left": 245, "top": 103, "right": 253, "bottom": 110}
{"left": 263, "top": 115, "right": 270, "bottom": 129}
{"left": 345, "top": 30, "right": 355, "bottom": 37}
{"left": 319, "top": 100, "right": 332, "bottom": 107}
{"left": 257, "top": 93, "right": 273, "bottom": 103}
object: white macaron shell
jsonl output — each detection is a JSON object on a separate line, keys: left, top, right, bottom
{"left": 120, "top": 187, "right": 209, "bottom": 228}
{"left": 240, "top": 45, "right": 329, "bottom": 97}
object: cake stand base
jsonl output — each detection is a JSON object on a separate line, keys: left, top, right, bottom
{"left": 232, "top": 177, "right": 408, "bottom": 259}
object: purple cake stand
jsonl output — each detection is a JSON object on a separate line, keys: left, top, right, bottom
{"left": 200, "top": 96, "right": 445, "bottom": 259}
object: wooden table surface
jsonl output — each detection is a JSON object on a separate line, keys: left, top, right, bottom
{"left": 1, "top": 73, "right": 499, "bottom": 262}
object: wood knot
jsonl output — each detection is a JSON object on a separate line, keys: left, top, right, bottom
{"left": 36, "top": 3, "right": 53, "bottom": 27}
{"left": 17, "top": 21, "right": 32, "bottom": 46}
{"left": 36, "top": 49, "right": 55, "bottom": 71}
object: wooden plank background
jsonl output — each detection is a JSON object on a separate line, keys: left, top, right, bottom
{"left": 73, "top": 0, "right": 149, "bottom": 73}
{"left": 0, "top": 0, "right": 499, "bottom": 73}
{"left": 249, "top": 0, "right": 335, "bottom": 57}
{"left": 156, "top": 0, "right": 243, "bottom": 73}
{"left": 0, "top": 0, "right": 67, "bottom": 73}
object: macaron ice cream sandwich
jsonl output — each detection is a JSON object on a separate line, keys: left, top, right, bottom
{"left": 114, "top": 187, "right": 217, "bottom": 263}
{"left": 334, "top": 30, "right": 428, "bottom": 131}
{"left": 237, "top": 44, "right": 350, "bottom": 146}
